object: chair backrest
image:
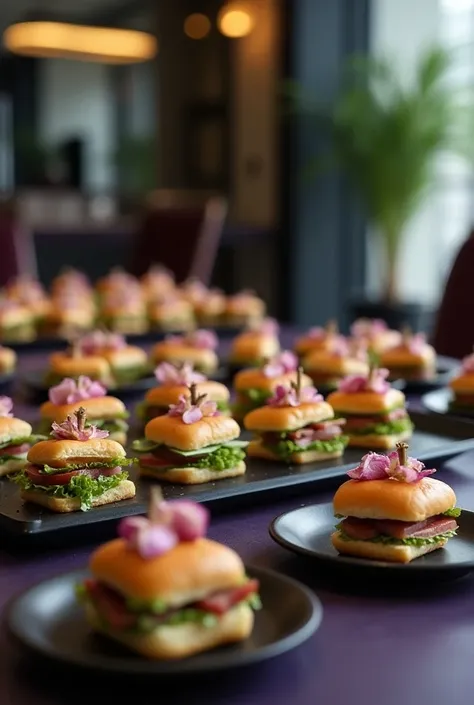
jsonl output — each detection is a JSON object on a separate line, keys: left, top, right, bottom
{"left": 129, "top": 190, "right": 227, "bottom": 285}
{"left": 0, "top": 199, "right": 37, "bottom": 287}
{"left": 432, "top": 230, "right": 474, "bottom": 358}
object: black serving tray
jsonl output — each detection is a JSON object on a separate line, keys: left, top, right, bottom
{"left": 2, "top": 410, "right": 474, "bottom": 547}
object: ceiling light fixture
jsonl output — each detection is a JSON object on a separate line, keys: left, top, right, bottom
{"left": 3, "top": 21, "right": 158, "bottom": 64}
{"left": 184, "top": 13, "right": 211, "bottom": 40}
{"left": 217, "top": 3, "right": 254, "bottom": 38}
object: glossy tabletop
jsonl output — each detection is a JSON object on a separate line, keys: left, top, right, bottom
{"left": 1, "top": 346, "right": 474, "bottom": 705}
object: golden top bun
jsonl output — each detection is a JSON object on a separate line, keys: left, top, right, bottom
{"left": 449, "top": 372, "right": 474, "bottom": 393}
{"left": 294, "top": 335, "right": 332, "bottom": 356}
{"left": 380, "top": 344, "right": 436, "bottom": 367}
{"left": 0, "top": 305, "right": 33, "bottom": 326}
{"left": 90, "top": 537, "right": 246, "bottom": 605}
{"left": 327, "top": 388, "right": 406, "bottom": 414}
{"left": 49, "top": 352, "right": 111, "bottom": 378}
{"left": 99, "top": 346, "right": 147, "bottom": 369}
{"left": 226, "top": 297, "right": 264, "bottom": 317}
{"left": 145, "top": 381, "right": 229, "bottom": 406}
{"left": 148, "top": 299, "right": 193, "bottom": 320}
{"left": 230, "top": 332, "right": 280, "bottom": 362}
{"left": 234, "top": 368, "right": 313, "bottom": 393}
{"left": 151, "top": 343, "right": 217, "bottom": 368}
{"left": 40, "top": 396, "right": 126, "bottom": 422}
{"left": 333, "top": 477, "right": 456, "bottom": 522}
{"left": 27, "top": 438, "right": 126, "bottom": 468}
{"left": 145, "top": 413, "right": 240, "bottom": 450}
{"left": 0, "top": 346, "right": 17, "bottom": 367}
{"left": 244, "top": 400, "right": 334, "bottom": 432}
{"left": 195, "top": 293, "right": 226, "bottom": 316}
{"left": 0, "top": 417, "right": 32, "bottom": 444}
{"left": 303, "top": 350, "right": 369, "bottom": 375}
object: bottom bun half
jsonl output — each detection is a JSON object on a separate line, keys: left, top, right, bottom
{"left": 331, "top": 531, "right": 447, "bottom": 564}
{"left": 247, "top": 439, "right": 343, "bottom": 464}
{"left": 21, "top": 479, "right": 136, "bottom": 513}
{"left": 0, "top": 456, "right": 28, "bottom": 477}
{"left": 139, "top": 461, "right": 246, "bottom": 485}
{"left": 346, "top": 430, "right": 412, "bottom": 450}
{"left": 85, "top": 601, "right": 254, "bottom": 659}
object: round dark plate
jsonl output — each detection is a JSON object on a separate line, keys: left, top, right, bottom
{"left": 21, "top": 370, "right": 157, "bottom": 399}
{"left": 396, "top": 356, "right": 459, "bottom": 394}
{"left": 5, "top": 566, "right": 322, "bottom": 675}
{"left": 269, "top": 503, "right": 474, "bottom": 578}
{"left": 422, "top": 387, "right": 474, "bottom": 418}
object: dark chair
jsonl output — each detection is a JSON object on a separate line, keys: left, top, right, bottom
{"left": 432, "top": 230, "right": 474, "bottom": 359}
{"left": 0, "top": 200, "right": 37, "bottom": 287}
{"left": 128, "top": 190, "right": 227, "bottom": 285}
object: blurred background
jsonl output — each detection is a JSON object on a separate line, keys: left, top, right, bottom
{"left": 1, "top": 0, "right": 474, "bottom": 342}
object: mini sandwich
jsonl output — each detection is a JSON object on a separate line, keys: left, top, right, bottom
{"left": 77, "top": 330, "right": 148, "bottom": 385}
{"left": 225, "top": 290, "right": 266, "bottom": 328}
{"left": 14, "top": 407, "right": 136, "bottom": 512}
{"left": 148, "top": 295, "right": 195, "bottom": 332}
{"left": 141, "top": 265, "right": 176, "bottom": 302}
{"left": 331, "top": 442, "right": 460, "bottom": 563}
{"left": 0, "top": 396, "right": 39, "bottom": 476}
{"left": 380, "top": 330, "right": 436, "bottom": 381}
{"left": 6, "top": 276, "right": 50, "bottom": 322}
{"left": 350, "top": 318, "right": 402, "bottom": 354}
{"left": 303, "top": 338, "right": 369, "bottom": 388}
{"left": 47, "top": 349, "right": 113, "bottom": 387}
{"left": 40, "top": 377, "right": 130, "bottom": 444}
{"left": 100, "top": 288, "right": 148, "bottom": 335}
{"left": 233, "top": 351, "right": 313, "bottom": 420}
{"left": 449, "top": 349, "right": 474, "bottom": 412}
{"left": 179, "top": 278, "right": 208, "bottom": 307}
{"left": 96, "top": 268, "right": 140, "bottom": 297}
{"left": 0, "top": 345, "right": 16, "bottom": 375}
{"left": 244, "top": 368, "right": 348, "bottom": 463}
{"left": 194, "top": 289, "right": 227, "bottom": 327}
{"left": 138, "top": 362, "right": 230, "bottom": 423}
{"left": 0, "top": 299, "right": 35, "bottom": 342}
{"left": 229, "top": 319, "right": 280, "bottom": 369}
{"left": 294, "top": 320, "right": 342, "bottom": 358}
{"left": 133, "top": 384, "right": 247, "bottom": 484}
{"left": 77, "top": 489, "right": 260, "bottom": 659}
{"left": 40, "top": 297, "right": 96, "bottom": 337}
{"left": 326, "top": 366, "right": 413, "bottom": 449}
{"left": 150, "top": 330, "right": 219, "bottom": 375}
{"left": 51, "top": 268, "right": 91, "bottom": 297}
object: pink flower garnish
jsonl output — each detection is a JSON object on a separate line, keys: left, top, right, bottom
{"left": 263, "top": 351, "right": 298, "bottom": 378}
{"left": 462, "top": 353, "right": 474, "bottom": 373}
{"left": 0, "top": 396, "right": 14, "bottom": 417}
{"left": 186, "top": 329, "right": 218, "bottom": 350}
{"left": 386, "top": 451, "right": 435, "bottom": 482}
{"left": 49, "top": 376, "right": 106, "bottom": 405}
{"left": 338, "top": 368, "right": 390, "bottom": 394}
{"left": 154, "top": 362, "right": 206, "bottom": 386}
{"left": 118, "top": 488, "right": 209, "bottom": 559}
{"left": 351, "top": 318, "right": 387, "bottom": 338}
{"left": 347, "top": 452, "right": 391, "bottom": 480}
{"left": 168, "top": 392, "right": 219, "bottom": 424}
{"left": 77, "top": 330, "right": 126, "bottom": 354}
{"left": 267, "top": 383, "right": 323, "bottom": 407}
{"left": 331, "top": 337, "right": 350, "bottom": 357}
{"left": 404, "top": 332, "right": 427, "bottom": 355}
{"left": 255, "top": 318, "right": 279, "bottom": 335}
{"left": 51, "top": 407, "right": 109, "bottom": 440}
{"left": 307, "top": 326, "right": 325, "bottom": 339}
{"left": 347, "top": 445, "right": 435, "bottom": 483}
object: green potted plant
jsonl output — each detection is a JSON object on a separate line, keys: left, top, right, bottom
{"left": 289, "top": 46, "right": 474, "bottom": 330}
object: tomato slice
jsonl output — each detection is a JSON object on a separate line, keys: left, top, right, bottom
{"left": 0, "top": 443, "right": 30, "bottom": 456}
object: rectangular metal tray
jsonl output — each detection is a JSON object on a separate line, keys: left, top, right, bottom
{"left": 2, "top": 411, "right": 474, "bottom": 546}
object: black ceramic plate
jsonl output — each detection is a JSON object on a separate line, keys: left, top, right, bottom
{"left": 270, "top": 503, "right": 474, "bottom": 578}
{"left": 21, "top": 370, "right": 157, "bottom": 400}
{"left": 395, "top": 356, "right": 459, "bottom": 394}
{"left": 5, "top": 566, "right": 322, "bottom": 675}
{"left": 422, "top": 388, "right": 474, "bottom": 418}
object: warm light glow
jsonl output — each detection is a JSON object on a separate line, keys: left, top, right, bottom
{"left": 3, "top": 22, "right": 158, "bottom": 63}
{"left": 217, "top": 4, "right": 254, "bottom": 38}
{"left": 184, "top": 13, "right": 211, "bottom": 40}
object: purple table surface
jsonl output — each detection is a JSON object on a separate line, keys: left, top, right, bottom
{"left": 2, "top": 345, "right": 474, "bottom": 705}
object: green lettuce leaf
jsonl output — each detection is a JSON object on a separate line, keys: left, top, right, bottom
{"left": 11, "top": 471, "right": 129, "bottom": 511}
{"left": 267, "top": 436, "right": 348, "bottom": 460}
{"left": 0, "top": 454, "right": 27, "bottom": 464}
{"left": 443, "top": 507, "right": 461, "bottom": 518}
{"left": 0, "top": 434, "right": 47, "bottom": 450}
{"left": 94, "top": 418, "right": 130, "bottom": 433}
{"left": 246, "top": 388, "right": 272, "bottom": 404}
{"left": 141, "top": 446, "right": 246, "bottom": 472}
{"left": 336, "top": 528, "right": 457, "bottom": 547}
{"left": 41, "top": 456, "right": 136, "bottom": 474}
{"left": 132, "top": 438, "right": 160, "bottom": 453}
{"left": 112, "top": 366, "right": 147, "bottom": 385}
{"left": 350, "top": 417, "right": 413, "bottom": 437}
{"left": 133, "top": 439, "right": 248, "bottom": 457}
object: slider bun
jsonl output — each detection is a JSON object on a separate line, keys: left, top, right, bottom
{"left": 90, "top": 536, "right": 246, "bottom": 604}
{"left": 40, "top": 396, "right": 126, "bottom": 422}
{"left": 27, "top": 438, "right": 127, "bottom": 468}
{"left": 49, "top": 353, "right": 111, "bottom": 379}
{"left": 380, "top": 345, "right": 436, "bottom": 367}
{"left": 0, "top": 346, "right": 17, "bottom": 370}
{"left": 244, "top": 401, "right": 334, "bottom": 432}
{"left": 226, "top": 298, "right": 265, "bottom": 317}
{"left": 0, "top": 417, "right": 32, "bottom": 445}
{"left": 234, "top": 368, "right": 313, "bottom": 393}
{"left": 151, "top": 343, "right": 218, "bottom": 371}
{"left": 145, "top": 413, "right": 240, "bottom": 450}
{"left": 22, "top": 479, "right": 135, "bottom": 513}
{"left": 85, "top": 600, "right": 253, "bottom": 660}
{"left": 229, "top": 333, "right": 280, "bottom": 363}
{"left": 140, "top": 461, "right": 246, "bottom": 484}
{"left": 247, "top": 439, "right": 343, "bottom": 463}
{"left": 449, "top": 373, "right": 474, "bottom": 393}
{"left": 45, "top": 309, "right": 94, "bottom": 326}
{"left": 331, "top": 531, "right": 447, "bottom": 564}
{"left": 327, "top": 388, "right": 406, "bottom": 414}
{"left": 0, "top": 457, "right": 29, "bottom": 477}
{"left": 346, "top": 429, "right": 412, "bottom": 450}
{"left": 303, "top": 351, "right": 369, "bottom": 375}
{"left": 294, "top": 336, "right": 328, "bottom": 356}
{"left": 100, "top": 346, "right": 148, "bottom": 369}
{"left": 333, "top": 477, "right": 456, "bottom": 522}
{"left": 149, "top": 300, "right": 194, "bottom": 321}
{"left": 145, "top": 381, "right": 230, "bottom": 406}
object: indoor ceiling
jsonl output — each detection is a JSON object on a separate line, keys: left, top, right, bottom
{"left": 0, "top": 0, "right": 138, "bottom": 33}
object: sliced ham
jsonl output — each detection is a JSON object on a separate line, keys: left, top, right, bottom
{"left": 339, "top": 515, "right": 458, "bottom": 541}
{"left": 196, "top": 579, "right": 259, "bottom": 615}
{"left": 0, "top": 443, "right": 30, "bottom": 456}
{"left": 25, "top": 464, "right": 123, "bottom": 486}
{"left": 84, "top": 580, "right": 136, "bottom": 630}
{"left": 345, "top": 410, "right": 408, "bottom": 431}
